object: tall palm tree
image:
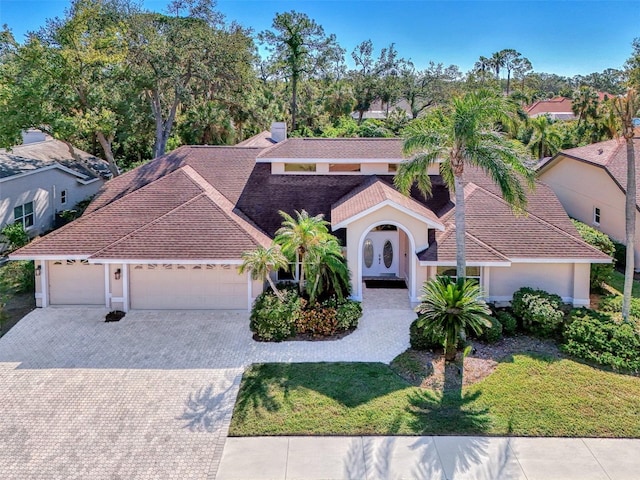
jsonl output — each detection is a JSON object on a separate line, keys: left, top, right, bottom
{"left": 395, "top": 90, "right": 534, "bottom": 279}
{"left": 239, "top": 246, "right": 289, "bottom": 301}
{"left": 305, "top": 237, "right": 351, "bottom": 303}
{"left": 416, "top": 276, "right": 492, "bottom": 361}
{"left": 274, "top": 210, "right": 331, "bottom": 295}
{"left": 613, "top": 89, "right": 640, "bottom": 321}
{"left": 528, "top": 115, "right": 562, "bottom": 159}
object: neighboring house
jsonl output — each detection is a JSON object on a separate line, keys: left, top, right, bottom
{"left": 525, "top": 92, "right": 614, "bottom": 120}
{"left": 538, "top": 133, "right": 640, "bottom": 269}
{"left": 0, "top": 130, "right": 112, "bottom": 239}
{"left": 11, "top": 123, "right": 609, "bottom": 311}
{"left": 351, "top": 99, "right": 413, "bottom": 120}
{"left": 526, "top": 97, "right": 576, "bottom": 120}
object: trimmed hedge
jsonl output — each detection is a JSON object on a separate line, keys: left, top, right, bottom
{"left": 571, "top": 219, "right": 615, "bottom": 288}
{"left": 563, "top": 308, "right": 640, "bottom": 373}
{"left": 409, "top": 319, "right": 445, "bottom": 351}
{"left": 512, "top": 287, "right": 565, "bottom": 337}
{"left": 495, "top": 310, "right": 517, "bottom": 336}
{"left": 250, "top": 290, "right": 362, "bottom": 341}
{"left": 480, "top": 317, "right": 503, "bottom": 343}
{"left": 599, "top": 295, "right": 640, "bottom": 318}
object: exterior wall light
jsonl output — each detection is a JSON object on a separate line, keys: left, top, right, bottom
{"left": 35, "top": 265, "right": 42, "bottom": 276}
{"left": 114, "top": 268, "right": 121, "bottom": 280}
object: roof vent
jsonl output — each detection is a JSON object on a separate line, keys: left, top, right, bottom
{"left": 597, "top": 148, "right": 604, "bottom": 155}
{"left": 270, "top": 122, "right": 287, "bottom": 143}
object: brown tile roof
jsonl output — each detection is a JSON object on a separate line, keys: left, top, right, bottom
{"left": 541, "top": 138, "right": 640, "bottom": 207}
{"left": 257, "top": 138, "right": 404, "bottom": 159}
{"left": 11, "top": 140, "right": 608, "bottom": 264}
{"left": 331, "top": 177, "right": 444, "bottom": 228}
{"left": 526, "top": 97, "right": 574, "bottom": 117}
{"left": 418, "top": 229, "right": 510, "bottom": 263}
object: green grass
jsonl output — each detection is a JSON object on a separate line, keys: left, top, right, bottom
{"left": 229, "top": 357, "right": 640, "bottom": 437}
{"left": 604, "top": 269, "right": 640, "bottom": 298}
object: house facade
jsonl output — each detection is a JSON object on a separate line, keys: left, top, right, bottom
{"left": 11, "top": 124, "right": 609, "bottom": 311}
{"left": 0, "top": 131, "right": 111, "bottom": 241}
{"left": 538, "top": 134, "right": 640, "bottom": 269}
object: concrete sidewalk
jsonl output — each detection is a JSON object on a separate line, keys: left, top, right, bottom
{"left": 216, "top": 435, "right": 640, "bottom": 480}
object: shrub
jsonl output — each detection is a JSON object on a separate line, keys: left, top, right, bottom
{"left": 571, "top": 219, "right": 615, "bottom": 288}
{"left": 496, "top": 310, "right": 517, "bottom": 336}
{"left": 0, "top": 260, "right": 35, "bottom": 294}
{"left": 0, "top": 223, "right": 29, "bottom": 252}
{"left": 409, "top": 318, "right": 446, "bottom": 351}
{"left": 512, "top": 287, "right": 564, "bottom": 337}
{"left": 612, "top": 240, "right": 626, "bottom": 269}
{"left": 480, "top": 317, "right": 503, "bottom": 343}
{"left": 250, "top": 290, "right": 300, "bottom": 341}
{"left": 336, "top": 300, "right": 362, "bottom": 330}
{"left": 598, "top": 295, "right": 640, "bottom": 318}
{"left": 563, "top": 308, "right": 640, "bottom": 372}
{"left": 295, "top": 300, "right": 339, "bottom": 336}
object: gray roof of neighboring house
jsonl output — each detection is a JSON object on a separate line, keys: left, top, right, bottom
{"left": 0, "top": 137, "right": 112, "bottom": 180}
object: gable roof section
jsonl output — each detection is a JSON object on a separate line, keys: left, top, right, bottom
{"left": 11, "top": 162, "right": 270, "bottom": 261}
{"left": 257, "top": 138, "right": 404, "bottom": 160}
{"left": 539, "top": 138, "right": 640, "bottom": 208}
{"left": 235, "top": 131, "right": 277, "bottom": 147}
{"left": 418, "top": 229, "right": 510, "bottom": 265}
{"left": 331, "top": 177, "right": 444, "bottom": 229}
{"left": 0, "top": 138, "right": 111, "bottom": 181}
{"left": 526, "top": 97, "right": 574, "bottom": 117}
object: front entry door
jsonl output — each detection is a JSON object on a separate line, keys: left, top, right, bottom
{"left": 362, "top": 230, "right": 399, "bottom": 277}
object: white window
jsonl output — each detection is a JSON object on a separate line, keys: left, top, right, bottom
{"left": 14, "top": 201, "right": 34, "bottom": 229}
{"left": 61, "top": 189, "right": 67, "bottom": 205}
{"left": 284, "top": 163, "right": 316, "bottom": 172}
{"left": 594, "top": 207, "right": 601, "bottom": 225}
{"left": 436, "top": 266, "right": 481, "bottom": 283}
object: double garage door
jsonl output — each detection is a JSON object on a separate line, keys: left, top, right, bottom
{"left": 130, "top": 264, "right": 247, "bottom": 310}
{"left": 47, "top": 261, "right": 248, "bottom": 310}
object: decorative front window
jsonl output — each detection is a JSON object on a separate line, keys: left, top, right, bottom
{"left": 14, "top": 201, "right": 34, "bottom": 229}
{"left": 436, "top": 266, "right": 481, "bottom": 282}
{"left": 594, "top": 207, "right": 601, "bottom": 225}
{"left": 363, "top": 239, "right": 374, "bottom": 268}
{"left": 383, "top": 240, "right": 393, "bottom": 268}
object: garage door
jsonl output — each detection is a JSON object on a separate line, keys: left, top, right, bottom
{"left": 129, "top": 264, "right": 248, "bottom": 310}
{"left": 48, "top": 260, "right": 105, "bottom": 305}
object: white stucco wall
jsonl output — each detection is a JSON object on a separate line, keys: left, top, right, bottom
{"left": 539, "top": 155, "right": 640, "bottom": 268}
{"left": 0, "top": 168, "right": 104, "bottom": 235}
{"left": 486, "top": 262, "right": 590, "bottom": 306}
{"left": 343, "top": 205, "right": 431, "bottom": 301}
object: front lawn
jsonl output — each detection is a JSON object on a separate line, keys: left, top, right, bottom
{"left": 229, "top": 357, "right": 640, "bottom": 437}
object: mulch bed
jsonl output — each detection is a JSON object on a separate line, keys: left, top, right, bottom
{"left": 253, "top": 327, "right": 357, "bottom": 342}
{"left": 398, "top": 335, "right": 562, "bottom": 390}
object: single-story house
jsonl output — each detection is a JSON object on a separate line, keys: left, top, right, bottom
{"left": 0, "top": 130, "right": 111, "bottom": 242}
{"left": 11, "top": 123, "right": 609, "bottom": 311}
{"left": 538, "top": 133, "right": 640, "bottom": 268}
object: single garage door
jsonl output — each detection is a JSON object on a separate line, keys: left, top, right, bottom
{"left": 130, "top": 264, "right": 248, "bottom": 310}
{"left": 48, "top": 260, "right": 105, "bottom": 305}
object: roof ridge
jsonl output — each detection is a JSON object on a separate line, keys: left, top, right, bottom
{"left": 181, "top": 165, "right": 271, "bottom": 247}
{"left": 256, "top": 138, "right": 290, "bottom": 158}
{"left": 475, "top": 183, "right": 609, "bottom": 257}
{"left": 463, "top": 229, "right": 510, "bottom": 261}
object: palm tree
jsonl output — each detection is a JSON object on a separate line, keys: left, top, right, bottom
{"left": 572, "top": 86, "right": 599, "bottom": 129}
{"left": 305, "top": 237, "right": 351, "bottom": 303}
{"left": 239, "top": 246, "right": 289, "bottom": 301}
{"left": 528, "top": 115, "right": 562, "bottom": 159}
{"left": 612, "top": 89, "right": 640, "bottom": 321}
{"left": 274, "top": 210, "right": 331, "bottom": 295}
{"left": 416, "top": 276, "right": 492, "bottom": 361}
{"left": 395, "top": 90, "right": 534, "bottom": 279}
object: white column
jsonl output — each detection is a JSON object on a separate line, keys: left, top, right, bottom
{"left": 40, "top": 260, "right": 49, "bottom": 307}
{"left": 104, "top": 264, "right": 110, "bottom": 309}
{"left": 122, "top": 264, "right": 129, "bottom": 312}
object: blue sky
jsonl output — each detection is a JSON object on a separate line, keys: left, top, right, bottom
{"left": 1, "top": 0, "right": 638, "bottom": 77}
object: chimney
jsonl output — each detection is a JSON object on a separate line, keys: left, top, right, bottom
{"left": 270, "top": 122, "right": 287, "bottom": 143}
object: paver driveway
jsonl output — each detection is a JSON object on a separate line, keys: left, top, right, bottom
{"left": 0, "top": 289, "right": 414, "bottom": 479}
